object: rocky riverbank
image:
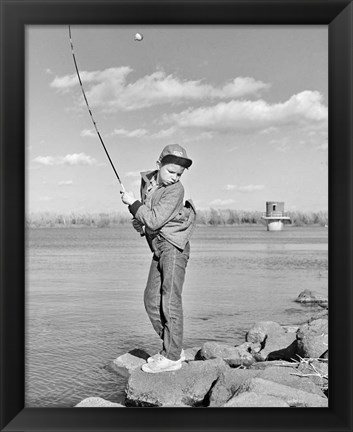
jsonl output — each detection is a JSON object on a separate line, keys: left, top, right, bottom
{"left": 76, "top": 290, "right": 328, "bottom": 408}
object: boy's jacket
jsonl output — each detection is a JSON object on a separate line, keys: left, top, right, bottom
{"left": 128, "top": 170, "right": 196, "bottom": 251}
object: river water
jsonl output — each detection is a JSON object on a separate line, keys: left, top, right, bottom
{"left": 25, "top": 225, "right": 328, "bottom": 407}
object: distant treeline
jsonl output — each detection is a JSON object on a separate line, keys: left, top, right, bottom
{"left": 196, "top": 208, "right": 328, "bottom": 227}
{"left": 26, "top": 209, "right": 328, "bottom": 228}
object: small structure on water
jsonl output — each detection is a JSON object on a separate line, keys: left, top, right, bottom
{"left": 261, "top": 201, "right": 291, "bottom": 231}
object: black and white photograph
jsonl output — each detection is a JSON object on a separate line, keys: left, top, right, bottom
{"left": 25, "top": 24, "right": 329, "bottom": 408}
{"left": 2, "top": 0, "right": 353, "bottom": 431}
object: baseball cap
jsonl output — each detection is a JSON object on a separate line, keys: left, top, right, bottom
{"left": 158, "top": 144, "right": 193, "bottom": 169}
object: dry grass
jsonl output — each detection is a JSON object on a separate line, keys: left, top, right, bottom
{"left": 26, "top": 209, "right": 328, "bottom": 228}
{"left": 289, "top": 356, "right": 328, "bottom": 392}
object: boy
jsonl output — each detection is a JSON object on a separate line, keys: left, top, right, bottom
{"left": 120, "top": 144, "right": 196, "bottom": 373}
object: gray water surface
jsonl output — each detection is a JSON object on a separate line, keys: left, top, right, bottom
{"left": 25, "top": 225, "right": 328, "bottom": 407}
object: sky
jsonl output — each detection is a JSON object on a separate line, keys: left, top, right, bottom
{"left": 26, "top": 25, "right": 328, "bottom": 215}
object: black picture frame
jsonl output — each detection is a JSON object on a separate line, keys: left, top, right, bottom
{"left": 1, "top": 1, "right": 352, "bottom": 431}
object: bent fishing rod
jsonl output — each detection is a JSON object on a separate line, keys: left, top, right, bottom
{"left": 68, "top": 25, "right": 125, "bottom": 191}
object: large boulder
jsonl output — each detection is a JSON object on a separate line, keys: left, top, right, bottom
{"left": 233, "top": 377, "right": 328, "bottom": 407}
{"left": 199, "top": 341, "right": 257, "bottom": 367}
{"left": 249, "top": 360, "right": 295, "bottom": 370}
{"left": 75, "top": 397, "right": 125, "bottom": 407}
{"left": 297, "top": 359, "right": 328, "bottom": 393}
{"left": 295, "top": 289, "right": 328, "bottom": 307}
{"left": 111, "top": 348, "right": 198, "bottom": 379}
{"left": 266, "top": 340, "right": 299, "bottom": 362}
{"left": 208, "top": 368, "right": 262, "bottom": 407}
{"left": 246, "top": 321, "right": 297, "bottom": 361}
{"left": 296, "top": 318, "right": 328, "bottom": 358}
{"left": 246, "top": 321, "right": 285, "bottom": 344}
{"left": 126, "top": 358, "right": 228, "bottom": 407}
{"left": 259, "top": 366, "right": 325, "bottom": 396}
{"left": 184, "top": 346, "right": 200, "bottom": 361}
{"left": 307, "top": 309, "right": 328, "bottom": 322}
{"left": 111, "top": 349, "right": 150, "bottom": 378}
{"left": 208, "top": 363, "right": 324, "bottom": 407}
{"left": 224, "top": 392, "right": 289, "bottom": 407}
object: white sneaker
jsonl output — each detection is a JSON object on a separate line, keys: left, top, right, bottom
{"left": 142, "top": 355, "right": 182, "bottom": 373}
{"left": 147, "top": 349, "right": 185, "bottom": 363}
{"left": 147, "top": 353, "right": 163, "bottom": 364}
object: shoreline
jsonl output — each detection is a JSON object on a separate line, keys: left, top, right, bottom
{"left": 26, "top": 222, "right": 328, "bottom": 229}
{"left": 26, "top": 209, "right": 328, "bottom": 229}
{"left": 76, "top": 290, "right": 328, "bottom": 408}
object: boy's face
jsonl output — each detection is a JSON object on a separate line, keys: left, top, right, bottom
{"left": 157, "top": 162, "right": 185, "bottom": 186}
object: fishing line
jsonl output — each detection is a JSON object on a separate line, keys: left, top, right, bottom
{"left": 68, "top": 25, "right": 124, "bottom": 189}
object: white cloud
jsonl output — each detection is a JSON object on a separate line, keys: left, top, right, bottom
{"left": 33, "top": 153, "right": 97, "bottom": 166}
{"left": 111, "top": 128, "right": 148, "bottom": 138}
{"left": 110, "top": 126, "right": 178, "bottom": 140}
{"left": 62, "top": 153, "right": 97, "bottom": 165}
{"left": 33, "top": 156, "right": 55, "bottom": 166}
{"left": 81, "top": 129, "right": 96, "bottom": 138}
{"left": 210, "top": 199, "right": 235, "bottom": 206}
{"left": 237, "top": 185, "right": 264, "bottom": 193}
{"left": 50, "top": 67, "right": 270, "bottom": 111}
{"left": 225, "top": 184, "right": 237, "bottom": 191}
{"left": 151, "top": 127, "right": 177, "bottom": 139}
{"left": 225, "top": 184, "right": 265, "bottom": 192}
{"left": 220, "top": 77, "right": 270, "bottom": 98}
{"left": 165, "top": 91, "right": 328, "bottom": 133}
{"left": 260, "top": 127, "right": 279, "bottom": 135}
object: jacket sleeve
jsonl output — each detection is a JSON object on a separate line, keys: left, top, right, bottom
{"left": 129, "top": 184, "right": 184, "bottom": 231}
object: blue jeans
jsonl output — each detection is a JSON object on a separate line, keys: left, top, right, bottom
{"left": 144, "top": 236, "right": 190, "bottom": 361}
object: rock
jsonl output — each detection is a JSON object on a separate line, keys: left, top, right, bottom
{"left": 111, "top": 349, "right": 150, "bottom": 378}
{"left": 246, "top": 321, "right": 296, "bottom": 361}
{"left": 321, "top": 350, "right": 328, "bottom": 359}
{"left": 246, "top": 321, "right": 285, "bottom": 344}
{"left": 199, "top": 341, "right": 257, "bottom": 367}
{"left": 295, "top": 289, "right": 328, "bottom": 306}
{"left": 75, "top": 397, "right": 125, "bottom": 407}
{"left": 297, "top": 359, "right": 328, "bottom": 391}
{"left": 199, "top": 341, "right": 242, "bottom": 360}
{"left": 208, "top": 362, "right": 324, "bottom": 407}
{"left": 259, "top": 366, "right": 325, "bottom": 396}
{"left": 234, "top": 377, "right": 328, "bottom": 407}
{"left": 296, "top": 318, "right": 328, "bottom": 358}
{"left": 266, "top": 339, "right": 299, "bottom": 362}
{"left": 224, "top": 391, "right": 289, "bottom": 407}
{"left": 282, "top": 325, "right": 299, "bottom": 333}
{"left": 261, "top": 334, "right": 298, "bottom": 361}
{"left": 184, "top": 346, "right": 200, "bottom": 361}
{"left": 307, "top": 309, "right": 328, "bottom": 322}
{"left": 208, "top": 368, "right": 262, "bottom": 407}
{"left": 226, "top": 342, "right": 258, "bottom": 367}
{"left": 249, "top": 360, "right": 295, "bottom": 370}
{"left": 126, "top": 358, "right": 228, "bottom": 407}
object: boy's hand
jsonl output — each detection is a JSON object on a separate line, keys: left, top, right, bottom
{"left": 132, "top": 218, "right": 144, "bottom": 234}
{"left": 120, "top": 187, "right": 136, "bottom": 206}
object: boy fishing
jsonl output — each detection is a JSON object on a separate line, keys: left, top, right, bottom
{"left": 120, "top": 144, "right": 196, "bottom": 373}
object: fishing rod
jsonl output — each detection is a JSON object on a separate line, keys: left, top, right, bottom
{"left": 68, "top": 25, "right": 125, "bottom": 191}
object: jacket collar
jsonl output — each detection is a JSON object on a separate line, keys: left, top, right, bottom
{"left": 141, "top": 170, "right": 158, "bottom": 187}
